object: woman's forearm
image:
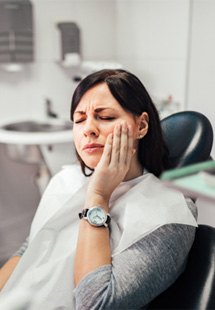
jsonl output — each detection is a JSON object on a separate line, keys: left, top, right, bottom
{"left": 74, "top": 221, "right": 111, "bottom": 286}
{"left": 74, "top": 196, "right": 111, "bottom": 286}
{"left": 0, "top": 256, "right": 20, "bottom": 290}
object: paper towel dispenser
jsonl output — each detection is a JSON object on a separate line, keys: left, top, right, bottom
{"left": 0, "top": 0, "right": 34, "bottom": 64}
{"left": 57, "top": 22, "right": 81, "bottom": 66}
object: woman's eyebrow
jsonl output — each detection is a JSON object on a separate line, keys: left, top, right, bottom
{"left": 74, "top": 107, "right": 115, "bottom": 114}
{"left": 94, "top": 107, "right": 115, "bottom": 113}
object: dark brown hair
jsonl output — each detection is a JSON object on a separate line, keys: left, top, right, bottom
{"left": 71, "top": 69, "right": 169, "bottom": 177}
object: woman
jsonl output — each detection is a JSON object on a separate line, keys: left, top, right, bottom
{"left": 0, "top": 69, "right": 197, "bottom": 309}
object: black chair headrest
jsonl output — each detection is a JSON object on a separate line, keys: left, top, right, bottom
{"left": 161, "top": 111, "right": 213, "bottom": 168}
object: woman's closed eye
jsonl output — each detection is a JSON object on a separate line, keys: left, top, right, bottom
{"left": 74, "top": 118, "right": 85, "bottom": 124}
{"left": 74, "top": 116, "right": 115, "bottom": 124}
{"left": 98, "top": 116, "right": 115, "bottom": 121}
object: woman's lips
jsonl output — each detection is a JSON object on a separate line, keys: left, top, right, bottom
{"left": 83, "top": 143, "right": 104, "bottom": 153}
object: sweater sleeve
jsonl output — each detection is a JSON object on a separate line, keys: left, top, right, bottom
{"left": 74, "top": 200, "right": 197, "bottom": 310}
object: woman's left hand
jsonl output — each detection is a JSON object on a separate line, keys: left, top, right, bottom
{"left": 86, "top": 122, "right": 135, "bottom": 208}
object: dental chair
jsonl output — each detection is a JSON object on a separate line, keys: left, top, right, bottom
{"left": 148, "top": 224, "right": 215, "bottom": 309}
{"left": 148, "top": 111, "right": 215, "bottom": 309}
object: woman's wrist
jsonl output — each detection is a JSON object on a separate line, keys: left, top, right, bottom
{"left": 84, "top": 193, "right": 109, "bottom": 212}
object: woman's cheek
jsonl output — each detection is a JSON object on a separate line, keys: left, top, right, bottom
{"left": 104, "top": 121, "right": 118, "bottom": 133}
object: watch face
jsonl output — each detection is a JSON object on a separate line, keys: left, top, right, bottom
{"left": 87, "top": 207, "right": 107, "bottom": 226}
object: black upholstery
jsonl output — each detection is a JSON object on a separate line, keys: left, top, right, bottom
{"left": 148, "top": 225, "right": 215, "bottom": 310}
{"left": 161, "top": 111, "right": 213, "bottom": 168}
{"left": 147, "top": 111, "right": 215, "bottom": 309}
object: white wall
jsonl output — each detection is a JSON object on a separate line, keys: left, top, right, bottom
{"left": 0, "top": 0, "right": 116, "bottom": 123}
{"left": 115, "top": 0, "right": 214, "bottom": 156}
{"left": 116, "top": 0, "right": 190, "bottom": 110}
{"left": 187, "top": 0, "right": 215, "bottom": 157}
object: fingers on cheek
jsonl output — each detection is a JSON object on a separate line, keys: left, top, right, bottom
{"left": 121, "top": 123, "right": 128, "bottom": 144}
{"left": 112, "top": 123, "right": 132, "bottom": 162}
{"left": 108, "top": 132, "right": 113, "bottom": 145}
{"left": 114, "top": 123, "right": 121, "bottom": 137}
{"left": 99, "top": 134, "right": 112, "bottom": 166}
{"left": 122, "top": 122, "right": 128, "bottom": 135}
{"left": 128, "top": 125, "right": 134, "bottom": 147}
{"left": 128, "top": 124, "right": 133, "bottom": 138}
{"left": 119, "top": 124, "right": 128, "bottom": 162}
{"left": 105, "top": 133, "right": 113, "bottom": 154}
{"left": 112, "top": 124, "right": 121, "bottom": 154}
{"left": 126, "top": 125, "right": 135, "bottom": 162}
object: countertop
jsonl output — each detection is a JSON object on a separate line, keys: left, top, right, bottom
{"left": 0, "top": 118, "right": 73, "bottom": 145}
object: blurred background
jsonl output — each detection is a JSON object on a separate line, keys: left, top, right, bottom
{"left": 0, "top": 0, "right": 214, "bottom": 265}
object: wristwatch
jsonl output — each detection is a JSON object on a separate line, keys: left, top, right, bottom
{"left": 79, "top": 207, "right": 111, "bottom": 228}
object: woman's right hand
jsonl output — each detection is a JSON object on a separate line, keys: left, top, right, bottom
{"left": 85, "top": 122, "right": 134, "bottom": 210}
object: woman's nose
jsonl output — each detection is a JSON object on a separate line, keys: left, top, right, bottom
{"left": 83, "top": 119, "right": 99, "bottom": 137}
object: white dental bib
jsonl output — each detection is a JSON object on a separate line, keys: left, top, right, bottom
{"left": 1, "top": 165, "right": 197, "bottom": 309}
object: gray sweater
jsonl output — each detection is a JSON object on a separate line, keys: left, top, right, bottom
{"left": 14, "top": 199, "right": 197, "bottom": 309}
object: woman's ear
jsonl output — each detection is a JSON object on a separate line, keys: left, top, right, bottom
{"left": 137, "top": 112, "right": 149, "bottom": 139}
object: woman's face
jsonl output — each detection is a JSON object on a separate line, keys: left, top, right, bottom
{"left": 73, "top": 83, "right": 145, "bottom": 169}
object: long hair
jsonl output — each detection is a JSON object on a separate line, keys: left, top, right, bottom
{"left": 71, "top": 69, "right": 170, "bottom": 177}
